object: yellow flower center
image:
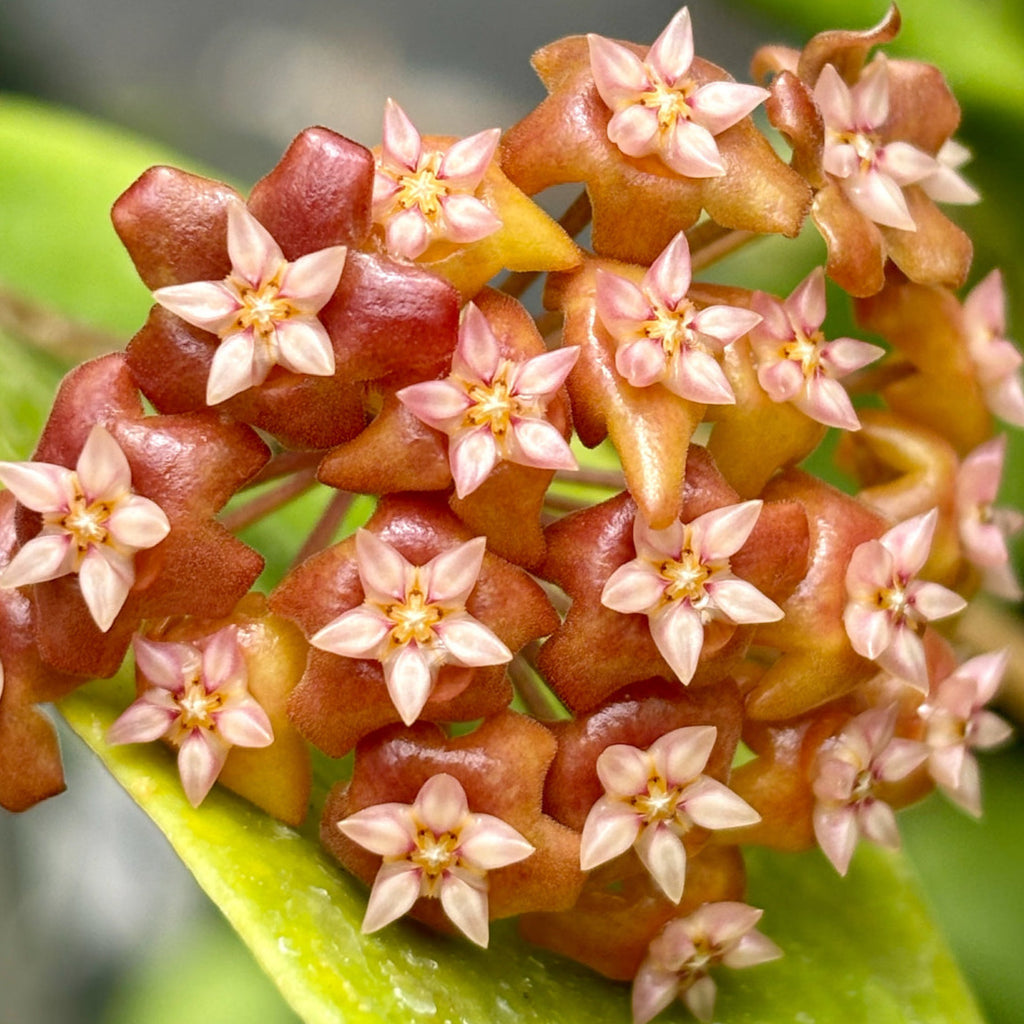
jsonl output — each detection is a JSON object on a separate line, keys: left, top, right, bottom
{"left": 643, "top": 302, "right": 694, "bottom": 358}
{"left": 465, "top": 364, "right": 523, "bottom": 437}
{"left": 660, "top": 548, "right": 712, "bottom": 605}
{"left": 831, "top": 129, "right": 881, "bottom": 174}
{"left": 176, "top": 677, "right": 225, "bottom": 730}
{"left": 50, "top": 482, "right": 113, "bottom": 554}
{"left": 782, "top": 330, "right": 825, "bottom": 379}
{"left": 640, "top": 76, "right": 695, "bottom": 131}
{"left": 876, "top": 581, "right": 911, "bottom": 623}
{"left": 631, "top": 774, "right": 685, "bottom": 826}
{"left": 411, "top": 827, "right": 461, "bottom": 881}
{"left": 386, "top": 586, "right": 444, "bottom": 646}
{"left": 396, "top": 152, "right": 448, "bottom": 221}
{"left": 236, "top": 282, "right": 295, "bottom": 337}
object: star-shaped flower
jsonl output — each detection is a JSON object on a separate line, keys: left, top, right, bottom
{"left": 309, "top": 528, "right": 512, "bottom": 727}
{"left": 750, "top": 267, "right": 884, "bottom": 429}
{"left": 920, "top": 649, "right": 1013, "bottom": 816}
{"left": 581, "top": 725, "right": 759, "bottom": 902}
{"left": 632, "top": 902, "right": 782, "bottom": 1024}
{"left": 595, "top": 231, "right": 761, "bottom": 405}
{"left": 955, "top": 435, "right": 1024, "bottom": 599}
{"left": 0, "top": 424, "right": 170, "bottom": 632}
{"left": 152, "top": 199, "right": 347, "bottom": 405}
{"left": 601, "top": 500, "right": 784, "bottom": 686}
{"left": 962, "top": 269, "right": 1024, "bottom": 428}
{"left": 337, "top": 772, "right": 533, "bottom": 947}
{"left": 372, "top": 99, "right": 502, "bottom": 260}
{"left": 588, "top": 7, "right": 768, "bottom": 179}
{"left": 815, "top": 56, "right": 938, "bottom": 232}
{"left": 812, "top": 704, "right": 928, "bottom": 875}
{"left": 108, "top": 627, "right": 274, "bottom": 807}
{"left": 397, "top": 301, "right": 578, "bottom": 499}
{"left": 843, "top": 509, "right": 967, "bottom": 690}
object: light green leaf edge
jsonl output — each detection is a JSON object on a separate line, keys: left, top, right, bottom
{"left": 60, "top": 673, "right": 984, "bottom": 1024}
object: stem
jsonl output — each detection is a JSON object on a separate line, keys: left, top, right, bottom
{"left": 509, "top": 645, "right": 567, "bottom": 721}
{"left": 543, "top": 492, "right": 594, "bottom": 514}
{"left": 291, "top": 489, "right": 354, "bottom": 567}
{"left": 219, "top": 467, "right": 320, "bottom": 533}
{"left": 500, "top": 190, "right": 593, "bottom": 300}
{"left": 0, "top": 285, "right": 121, "bottom": 363}
{"left": 557, "top": 467, "right": 625, "bottom": 489}
{"left": 686, "top": 223, "right": 756, "bottom": 273}
{"left": 244, "top": 449, "right": 324, "bottom": 488}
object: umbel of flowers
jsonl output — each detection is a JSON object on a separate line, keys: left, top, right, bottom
{"left": 1, "top": 5, "right": 1021, "bottom": 1023}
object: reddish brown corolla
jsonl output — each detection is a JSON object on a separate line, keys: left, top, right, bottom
{"left": 270, "top": 494, "right": 559, "bottom": 756}
{"left": 114, "top": 126, "right": 460, "bottom": 449}
{"left": 3, "top": 354, "right": 267, "bottom": 678}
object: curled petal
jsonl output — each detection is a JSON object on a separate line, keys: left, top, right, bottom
{"left": 681, "top": 775, "right": 761, "bottom": 830}
{"left": 152, "top": 280, "right": 240, "bottom": 334}
{"left": 385, "top": 206, "right": 431, "bottom": 260}
{"left": 596, "top": 743, "right": 651, "bottom": 796}
{"left": 339, "top": 803, "right": 416, "bottom": 857}
{"left": 588, "top": 33, "right": 651, "bottom": 109}
{"left": 607, "top": 105, "right": 661, "bottom": 160}
{"left": 649, "top": 600, "right": 705, "bottom": 685}
{"left": 439, "top": 128, "right": 500, "bottom": 187}
{"left": 79, "top": 546, "right": 134, "bottom": 632}
{"left": 440, "top": 194, "right": 502, "bottom": 244}
{"left": 383, "top": 643, "right": 436, "bottom": 725}
{"left": 355, "top": 529, "right": 410, "bottom": 601}
{"left": 106, "top": 695, "right": 178, "bottom": 745}
{"left": 424, "top": 536, "right": 486, "bottom": 605}
{"left": 437, "top": 615, "right": 512, "bottom": 668}
{"left": 617, "top": 339, "right": 669, "bottom": 389}
{"left": 201, "top": 627, "right": 246, "bottom": 690}
{"left": 177, "top": 728, "right": 228, "bottom": 807}
{"left": 579, "top": 798, "right": 641, "bottom": 869}
{"left": 216, "top": 701, "right": 274, "bottom": 748}
{"left": 844, "top": 604, "right": 893, "bottom": 661}
{"left": 76, "top": 425, "right": 133, "bottom": 501}
{"left": 688, "top": 81, "right": 769, "bottom": 135}
{"left": 601, "top": 561, "right": 666, "bottom": 615}
{"left": 414, "top": 773, "right": 469, "bottom": 834}
{"left": 0, "top": 533, "right": 75, "bottom": 588}
{"left": 449, "top": 427, "right": 499, "bottom": 499}
{"left": 380, "top": 98, "right": 422, "bottom": 172}
{"left": 273, "top": 319, "right": 336, "bottom": 378}
{"left": 635, "top": 822, "right": 687, "bottom": 903}
{"left": 311, "top": 606, "right": 391, "bottom": 660}
{"left": 667, "top": 347, "right": 735, "bottom": 405}
{"left": 106, "top": 495, "right": 171, "bottom": 550}
{"left": 758, "top": 358, "right": 805, "bottom": 403}
{"left": 362, "top": 860, "right": 422, "bottom": 934}
{"left": 457, "top": 813, "right": 534, "bottom": 871}
{"left": 874, "top": 738, "right": 929, "bottom": 783}
{"left": 133, "top": 636, "right": 199, "bottom": 690}
{"left": 510, "top": 419, "right": 577, "bottom": 471}
{"left": 595, "top": 269, "right": 651, "bottom": 341}
{"left": 440, "top": 872, "right": 490, "bottom": 948}
{"left": 662, "top": 119, "right": 724, "bottom": 178}
{"left": 206, "top": 330, "right": 260, "bottom": 405}
{"left": 647, "top": 7, "right": 694, "bottom": 83}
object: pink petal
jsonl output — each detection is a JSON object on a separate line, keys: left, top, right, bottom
{"left": 133, "top": 636, "right": 198, "bottom": 691}
{"left": 440, "top": 873, "right": 491, "bottom": 947}
{"left": 457, "top": 813, "right": 534, "bottom": 870}
{"left": 362, "top": 861, "right": 423, "bottom": 934}
{"left": 647, "top": 7, "right": 694, "bottom": 83}
{"left": 907, "top": 580, "right": 967, "bottom": 622}
{"left": 273, "top": 318, "right": 336, "bottom": 377}
{"left": 311, "top": 606, "right": 391, "bottom": 660}
{"left": 398, "top": 380, "right": 473, "bottom": 429}
{"left": 0, "top": 533, "right": 75, "bottom": 587}
{"left": 874, "top": 738, "right": 928, "bottom": 782}
{"left": 813, "top": 804, "right": 859, "bottom": 875}
{"left": 601, "top": 560, "right": 666, "bottom": 615}
{"left": 986, "top": 373, "right": 1024, "bottom": 427}
{"left": 801, "top": 376, "right": 860, "bottom": 430}
{"left": 79, "top": 546, "right": 134, "bottom": 632}
{"left": 511, "top": 346, "right": 579, "bottom": 397}
{"left": 279, "top": 245, "right": 347, "bottom": 310}
{"left": 852, "top": 55, "right": 890, "bottom": 128}
{"left": 845, "top": 169, "right": 916, "bottom": 231}
{"left": 415, "top": 773, "right": 469, "bottom": 833}
{"left": 694, "top": 500, "right": 763, "bottom": 560}
{"left": 667, "top": 347, "right": 735, "bottom": 404}
{"left": 206, "top": 330, "right": 259, "bottom": 404}
{"left": 721, "top": 930, "right": 783, "bottom": 969}
{"left": 383, "top": 643, "right": 436, "bottom": 725}
{"left": 509, "top": 419, "right": 577, "bottom": 471}
{"left": 437, "top": 615, "right": 511, "bottom": 668}
{"left": 635, "top": 822, "right": 687, "bottom": 903}
{"left": 106, "top": 495, "right": 171, "bottom": 551}
{"left": 857, "top": 798, "right": 900, "bottom": 850}
{"left": 0, "top": 460, "right": 73, "bottom": 513}
{"left": 661, "top": 118, "right": 725, "bottom": 178}
{"left": 844, "top": 604, "right": 893, "bottom": 661}
{"left": 786, "top": 267, "right": 827, "bottom": 334}
{"left": 607, "top": 105, "right": 661, "bottom": 159}
{"left": 152, "top": 280, "right": 240, "bottom": 334}
{"left": 759, "top": 358, "right": 805, "bottom": 404}
{"left": 371, "top": 170, "right": 401, "bottom": 212}
{"left": 696, "top": 901, "right": 765, "bottom": 949}
{"left": 644, "top": 231, "right": 693, "bottom": 310}
{"left": 449, "top": 427, "right": 499, "bottom": 499}
{"left": 385, "top": 206, "right": 431, "bottom": 260}
{"left": 588, "top": 33, "right": 650, "bottom": 108}
{"left": 683, "top": 973, "right": 718, "bottom": 1024}
{"left": 649, "top": 600, "right": 705, "bottom": 685}
{"left": 579, "top": 798, "right": 641, "bottom": 869}
{"left": 424, "top": 536, "right": 486, "bottom": 605}
{"left": 440, "top": 194, "right": 502, "bottom": 244}
{"left": 178, "top": 728, "right": 228, "bottom": 807}
{"left": 814, "top": 64, "right": 854, "bottom": 131}
{"left": 338, "top": 803, "right": 416, "bottom": 857}
{"left": 651, "top": 725, "right": 716, "bottom": 786}
{"left": 200, "top": 627, "right": 246, "bottom": 690}
{"left": 596, "top": 743, "right": 650, "bottom": 796}
{"left": 76, "top": 424, "right": 132, "bottom": 500}
{"left": 846, "top": 537, "right": 895, "bottom": 596}
{"left": 632, "top": 961, "right": 681, "bottom": 1024}
{"left": 455, "top": 303, "right": 501, "bottom": 382}
{"left": 680, "top": 776, "right": 761, "bottom": 830}
{"left": 876, "top": 623, "right": 928, "bottom": 690}
{"left": 812, "top": 756, "right": 858, "bottom": 804}
{"left": 226, "top": 201, "right": 283, "bottom": 289}
{"left": 877, "top": 141, "right": 938, "bottom": 188}
{"left": 821, "top": 337, "right": 885, "bottom": 375}
{"left": 106, "top": 695, "right": 178, "bottom": 745}
{"left": 439, "top": 128, "right": 500, "bottom": 188}
{"left": 380, "top": 98, "right": 422, "bottom": 173}
{"left": 823, "top": 142, "right": 861, "bottom": 180}
{"left": 595, "top": 269, "right": 651, "bottom": 342}
{"left": 617, "top": 338, "right": 669, "bottom": 389}
{"left": 922, "top": 162, "right": 981, "bottom": 205}
{"left": 943, "top": 752, "right": 982, "bottom": 817}
{"left": 690, "top": 305, "right": 762, "bottom": 346}
{"left": 355, "top": 529, "right": 410, "bottom": 600}
{"left": 970, "top": 709, "right": 1014, "bottom": 750}
{"left": 216, "top": 701, "right": 274, "bottom": 748}
{"left": 688, "top": 81, "right": 769, "bottom": 135}
{"left": 634, "top": 516, "right": 685, "bottom": 563}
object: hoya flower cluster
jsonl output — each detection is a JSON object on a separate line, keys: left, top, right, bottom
{"left": 1, "top": 6, "right": 1020, "bottom": 1022}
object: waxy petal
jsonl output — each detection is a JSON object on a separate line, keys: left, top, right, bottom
{"left": 588, "top": 33, "right": 651, "bottom": 109}
{"left": 457, "top": 813, "right": 534, "bottom": 870}
{"left": 689, "top": 81, "right": 769, "bottom": 135}
{"left": 653, "top": 725, "right": 716, "bottom": 786}
{"left": 398, "top": 379, "right": 473, "bottom": 428}
{"left": 439, "top": 128, "right": 500, "bottom": 188}
{"left": 76, "top": 424, "right": 133, "bottom": 501}
{"left": 510, "top": 419, "right": 577, "bottom": 470}
{"left": 449, "top": 427, "right": 499, "bottom": 499}
{"left": 455, "top": 302, "right": 501, "bottom": 382}
{"left": 206, "top": 329, "right": 260, "bottom": 404}
{"left": 681, "top": 775, "right": 761, "bottom": 830}
{"left": 215, "top": 701, "right": 274, "bottom": 748}
{"left": 662, "top": 119, "right": 725, "bottom": 178}
{"left": 595, "top": 269, "right": 652, "bottom": 341}
{"left": 106, "top": 694, "right": 178, "bottom": 745}
{"left": 78, "top": 546, "right": 134, "bottom": 632}
{"left": 601, "top": 560, "right": 666, "bottom": 615}
{"left": 178, "top": 728, "right": 228, "bottom": 807}
{"left": 579, "top": 798, "right": 641, "bottom": 869}
{"left": 694, "top": 500, "right": 763, "bottom": 560}
{"left": 649, "top": 599, "right": 705, "bottom": 684}
{"left": 908, "top": 580, "right": 967, "bottom": 621}
{"left": 362, "top": 861, "right": 423, "bottom": 934}
{"left": 596, "top": 742, "right": 651, "bottom": 796}
{"left": 667, "top": 347, "right": 735, "bottom": 404}
{"left": 355, "top": 528, "right": 410, "bottom": 601}
{"left": 606, "top": 105, "right": 661, "bottom": 159}
{"left": 512, "top": 346, "right": 580, "bottom": 397}
{"left": 813, "top": 804, "right": 859, "bottom": 875}
{"left": 846, "top": 169, "right": 916, "bottom": 231}
{"left": 858, "top": 798, "right": 900, "bottom": 849}
{"left": 311, "top": 606, "right": 391, "bottom": 660}
{"left": 645, "top": 230, "right": 693, "bottom": 310}
{"left": 339, "top": 803, "right": 416, "bottom": 857}
{"left": 706, "top": 576, "right": 784, "bottom": 624}
{"left": 414, "top": 773, "right": 469, "bottom": 834}
{"left": 635, "top": 821, "right": 687, "bottom": 902}
{"left": 279, "top": 244, "right": 348, "bottom": 309}
{"left": 226, "top": 200, "right": 283, "bottom": 288}
{"left": 385, "top": 206, "right": 431, "bottom": 260}
{"left": 0, "top": 534, "right": 74, "bottom": 588}
{"left": 438, "top": 615, "right": 512, "bottom": 667}
{"left": 647, "top": 7, "right": 694, "bottom": 83}
{"left": 632, "top": 962, "right": 681, "bottom": 1024}
{"left": 617, "top": 339, "right": 669, "bottom": 389}
{"left": 424, "top": 536, "right": 486, "bottom": 606}
{"left": 381, "top": 98, "right": 422, "bottom": 173}
{"left": 440, "top": 873, "right": 491, "bottom": 947}
{"left": 133, "top": 635, "right": 200, "bottom": 690}
{"left": 152, "top": 280, "right": 240, "bottom": 334}
{"left": 273, "top": 318, "right": 336, "bottom": 377}
{"left": 440, "top": 194, "right": 503, "bottom": 244}
{"left": 383, "top": 643, "right": 435, "bottom": 725}
{"left": 106, "top": 495, "right": 171, "bottom": 551}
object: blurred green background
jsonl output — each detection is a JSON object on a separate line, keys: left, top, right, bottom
{"left": 0, "top": 1, "right": 1021, "bottom": 1023}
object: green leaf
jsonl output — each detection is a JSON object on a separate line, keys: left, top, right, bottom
{"left": 61, "top": 674, "right": 985, "bottom": 1024}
